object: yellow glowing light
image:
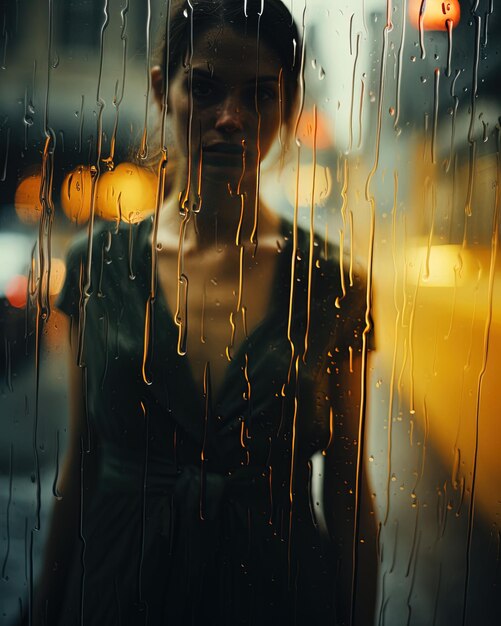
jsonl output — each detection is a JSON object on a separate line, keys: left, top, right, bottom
{"left": 60, "top": 165, "right": 94, "bottom": 225}
{"left": 408, "top": 0, "right": 461, "bottom": 31}
{"left": 284, "top": 163, "right": 333, "bottom": 208}
{"left": 96, "top": 162, "right": 157, "bottom": 224}
{"left": 374, "top": 241, "right": 501, "bottom": 522}
{"left": 14, "top": 173, "right": 43, "bottom": 224}
{"left": 405, "top": 244, "right": 481, "bottom": 288}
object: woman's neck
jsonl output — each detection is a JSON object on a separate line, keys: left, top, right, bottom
{"left": 157, "top": 169, "right": 280, "bottom": 253}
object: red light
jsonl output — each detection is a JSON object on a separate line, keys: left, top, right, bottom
{"left": 5, "top": 275, "right": 28, "bottom": 309}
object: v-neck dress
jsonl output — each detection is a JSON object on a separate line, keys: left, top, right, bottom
{"left": 55, "top": 217, "right": 369, "bottom": 626}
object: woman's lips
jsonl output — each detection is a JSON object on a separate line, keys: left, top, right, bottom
{"left": 203, "top": 142, "right": 244, "bottom": 155}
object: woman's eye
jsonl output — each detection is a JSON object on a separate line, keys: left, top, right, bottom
{"left": 257, "top": 86, "right": 277, "bottom": 102}
{"left": 191, "top": 80, "right": 215, "bottom": 98}
{"left": 241, "top": 85, "right": 278, "bottom": 109}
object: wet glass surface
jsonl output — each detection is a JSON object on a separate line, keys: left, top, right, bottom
{"left": 0, "top": 1, "right": 500, "bottom": 624}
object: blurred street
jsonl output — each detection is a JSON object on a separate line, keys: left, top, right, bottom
{"left": 0, "top": 324, "right": 70, "bottom": 623}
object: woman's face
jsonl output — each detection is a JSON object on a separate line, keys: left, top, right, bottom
{"left": 165, "top": 26, "right": 284, "bottom": 185}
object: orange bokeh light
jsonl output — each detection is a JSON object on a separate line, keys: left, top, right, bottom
{"left": 14, "top": 174, "right": 43, "bottom": 225}
{"left": 60, "top": 165, "right": 94, "bottom": 225}
{"left": 408, "top": 0, "right": 461, "bottom": 31}
{"left": 60, "top": 163, "right": 157, "bottom": 225}
{"left": 296, "top": 109, "right": 332, "bottom": 151}
{"left": 96, "top": 163, "right": 157, "bottom": 224}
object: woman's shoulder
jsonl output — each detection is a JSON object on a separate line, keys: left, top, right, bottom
{"left": 57, "top": 218, "right": 153, "bottom": 317}
{"left": 279, "top": 220, "right": 367, "bottom": 301}
{"left": 281, "top": 220, "right": 370, "bottom": 348}
{"left": 64, "top": 218, "right": 152, "bottom": 264}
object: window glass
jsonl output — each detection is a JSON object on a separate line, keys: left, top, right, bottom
{"left": 0, "top": 1, "right": 499, "bottom": 624}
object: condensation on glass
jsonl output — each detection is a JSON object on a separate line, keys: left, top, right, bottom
{"left": 0, "top": 1, "right": 499, "bottom": 625}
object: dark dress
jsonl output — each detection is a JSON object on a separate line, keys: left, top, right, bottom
{"left": 55, "top": 217, "right": 369, "bottom": 626}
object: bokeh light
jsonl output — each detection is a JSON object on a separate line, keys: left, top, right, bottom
{"left": 61, "top": 163, "right": 157, "bottom": 225}
{"left": 96, "top": 162, "right": 157, "bottom": 224}
{"left": 48, "top": 258, "right": 66, "bottom": 296}
{"left": 296, "top": 108, "right": 333, "bottom": 151}
{"left": 60, "top": 165, "right": 94, "bottom": 225}
{"left": 408, "top": 0, "right": 461, "bottom": 31}
{"left": 284, "top": 163, "right": 333, "bottom": 209}
{"left": 5, "top": 274, "right": 28, "bottom": 308}
{"left": 14, "top": 173, "right": 43, "bottom": 225}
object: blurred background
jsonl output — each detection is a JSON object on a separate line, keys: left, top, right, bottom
{"left": 0, "top": 1, "right": 500, "bottom": 624}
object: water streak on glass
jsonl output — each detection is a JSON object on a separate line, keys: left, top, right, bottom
{"left": 174, "top": 214, "right": 189, "bottom": 355}
{"left": 1, "top": 444, "right": 13, "bottom": 579}
{"left": 461, "top": 151, "right": 499, "bottom": 625}
{"left": 1, "top": 20, "right": 7, "bottom": 69}
{"left": 52, "top": 430, "right": 62, "bottom": 500}
{"left": 237, "top": 245, "right": 245, "bottom": 313}
{"left": 138, "top": 400, "right": 149, "bottom": 606}
{"left": 335, "top": 158, "right": 348, "bottom": 309}
{"left": 250, "top": 12, "right": 263, "bottom": 247}
{"left": 446, "top": 18, "right": 453, "bottom": 77}
{"left": 179, "top": 0, "right": 194, "bottom": 214}
{"left": 405, "top": 502, "right": 420, "bottom": 579}
{"left": 286, "top": 148, "right": 301, "bottom": 381}
{"left": 0, "top": 125, "right": 9, "bottom": 182}
{"left": 394, "top": 0, "right": 406, "bottom": 130}
{"left": 78, "top": 436, "right": 87, "bottom": 625}
{"left": 348, "top": 33, "right": 361, "bottom": 152}
{"left": 352, "top": 1, "right": 394, "bottom": 619}
{"left": 321, "top": 405, "right": 334, "bottom": 456}
{"left": 357, "top": 76, "right": 365, "bottom": 149}
{"left": 405, "top": 530, "right": 421, "bottom": 624}
{"left": 423, "top": 180, "right": 436, "bottom": 279}
{"left": 465, "top": 13, "right": 482, "bottom": 219}
{"left": 32, "top": 0, "right": 57, "bottom": 559}
{"left": 445, "top": 68, "right": 461, "bottom": 173}
{"left": 226, "top": 311, "right": 236, "bottom": 361}
{"left": 303, "top": 104, "right": 317, "bottom": 361}
{"left": 143, "top": 151, "right": 168, "bottom": 383}
{"left": 417, "top": 0, "right": 426, "bottom": 59}
{"left": 432, "top": 562, "right": 443, "bottom": 625}
{"left": 4, "top": 334, "right": 12, "bottom": 392}
{"left": 287, "top": 354, "right": 300, "bottom": 573}
{"left": 103, "top": 0, "right": 130, "bottom": 169}
{"left": 378, "top": 571, "right": 391, "bottom": 626}
{"left": 384, "top": 171, "right": 401, "bottom": 525}
{"left": 78, "top": 0, "right": 110, "bottom": 367}
{"left": 138, "top": 0, "right": 151, "bottom": 161}
{"left": 431, "top": 67, "right": 440, "bottom": 164}
{"left": 200, "top": 361, "right": 211, "bottom": 519}
{"left": 407, "top": 271, "right": 420, "bottom": 416}
{"left": 483, "top": 0, "right": 494, "bottom": 46}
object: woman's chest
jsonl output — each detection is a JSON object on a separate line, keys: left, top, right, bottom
{"left": 155, "top": 246, "right": 278, "bottom": 397}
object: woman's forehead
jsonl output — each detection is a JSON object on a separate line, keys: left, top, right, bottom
{"left": 190, "top": 26, "right": 282, "bottom": 78}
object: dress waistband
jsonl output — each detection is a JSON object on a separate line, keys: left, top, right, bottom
{"left": 98, "top": 446, "right": 269, "bottom": 519}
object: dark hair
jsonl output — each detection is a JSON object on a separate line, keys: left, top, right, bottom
{"left": 156, "top": 0, "right": 301, "bottom": 121}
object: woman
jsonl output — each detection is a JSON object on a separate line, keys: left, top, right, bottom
{"left": 33, "top": 1, "right": 373, "bottom": 624}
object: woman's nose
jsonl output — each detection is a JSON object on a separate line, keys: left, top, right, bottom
{"left": 214, "top": 96, "right": 244, "bottom": 133}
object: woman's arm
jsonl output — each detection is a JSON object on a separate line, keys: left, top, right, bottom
{"left": 30, "top": 316, "right": 97, "bottom": 626}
